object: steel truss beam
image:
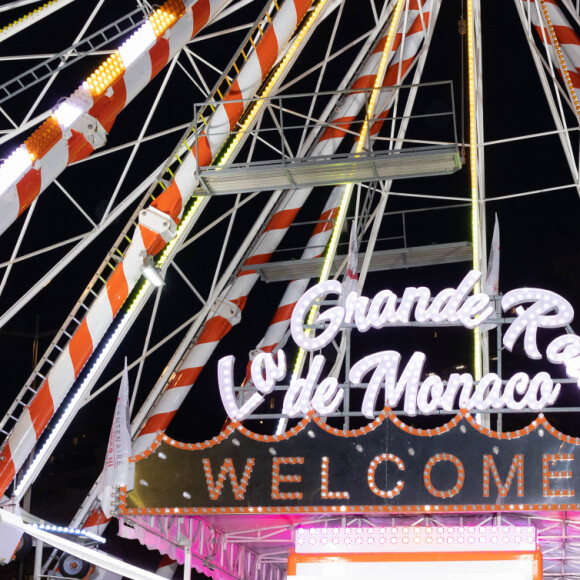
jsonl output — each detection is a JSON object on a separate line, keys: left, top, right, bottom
{"left": 119, "top": 511, "right": 580, "bottom": 580}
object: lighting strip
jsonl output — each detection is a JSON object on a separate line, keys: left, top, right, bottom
{"left": 294, "top": 526, "right": 537, "bottom": 553}
{"left": 30, "top": 523, "right": 106, "bottom": 544}
{"left": 539, "top": 0, "right": 580, "bottom": 117}
{"left": 0, "top": 509, "right": 161, "bottom": 580}
{"left": 12, "top": 314, "right": 131, "bottom": 500}
{"left": 467, "top": 0, "right": 481, "bottom": 380}
{"left": 292, "top": 0, "right": 407, "bottom": 379}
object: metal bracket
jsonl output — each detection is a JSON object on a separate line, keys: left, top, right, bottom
{"left": 139, "top": 207, "right": 177, "bottom": 243}
{"left": 70, "top": 113, "right": 108, "bottom": 149}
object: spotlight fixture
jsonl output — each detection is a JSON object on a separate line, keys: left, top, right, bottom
{"left": 142, "top": 256, "right": 165, "bottom": 287}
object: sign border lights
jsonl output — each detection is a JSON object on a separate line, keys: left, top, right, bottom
{"left": 218, "top": 270, "right": 578, "bottom": 421}
{"left": 294, "top": 526, "right": 537, "bottom": 554}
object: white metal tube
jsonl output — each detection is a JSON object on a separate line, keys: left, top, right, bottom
{"left": 0, "top": 510, "right": 161, "bottom": 580}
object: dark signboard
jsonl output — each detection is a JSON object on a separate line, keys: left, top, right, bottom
{"left": 120, "top": 410, "right": 580, "bottom": 515}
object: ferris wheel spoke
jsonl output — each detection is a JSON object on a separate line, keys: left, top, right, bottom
{"left": 128, "top": 285, "right": 164, "bottom": 414}
{"left": 515, "top": 0, "right": 580, "bottom": 191}
{"left": 297, "top": 0, "right": 346, "bottom": 152}
{"left": 0, "top": 106, "right": 18, "bottom": 130}
{"left": 19, "top": 0, "right": 110, "bottom": 126}
{"left": 101, "top": 56, "right": 180, "bottom": 222}
{"left": 169, "top": 261, "right": 209, "bottom": 306}
{"left": 73, "top": 122, "right": 191, "bottom": 163}
{"left": 0, "top": 198, "right": 37, "bottom": 302}
{"left": 52, "top": 180, "right": 98, "bottom": 228}
{"left": 177, "top": 49, "right": 214, "bottom": 96}
{"left": 0, "top": 0, "right": 78, "bottom": 43}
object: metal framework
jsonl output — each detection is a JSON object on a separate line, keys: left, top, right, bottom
{"left": 118, "top": 512, "right": 580, "bottom": 579}
{"left": 0, "top": 0, "right": 580, "bottom": 579}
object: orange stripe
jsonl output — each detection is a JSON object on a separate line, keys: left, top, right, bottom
{"left": 106, "top": 264, "right": 129, "bottom": 317}
{"left": 140, "top": 410, "right": 177, "bottom": 435}
{"left": 266, "top": 207, "right": 300, "bottom": 231}
{"left": 196, "top": 134, "right": 213, "bottom": 167}
{"left": 230, "top": 295, "right": 247, "bottom": 310}
{"left": 382, "top": 55, "right": 414, "bottom": 88}
{"left": 89, "top": 76, "right": 127, "bottom": 133}
{"left": 370, "top": 109, "right": 391, "bottom": 136}
{"left": 408, "top": 0, "right": 429, "bottom": 9}
{"left": 553, "top": 24, "right": 580, "bottom": 47}
{"left": 151, "top": 182, "right": 183, "bottom": 222}
{"left": 320, "top": 116, "right": 357, "bottom": 141}
{"left": 67, "top": 131, "right": 94, "bottom": 164}
{"left": 223, "top": 80, "right": 245, "bottom": 131}
{"left": 198, "top": 316, "right": 232, "bottom": 344}
{"left": 271, "top": 302, "right": 295, "bottom": 325}
{"left": 312, "top": 206, "right": 339, "bottom": 236}
{"left": 191, "top": 0, "right": 210, "bottom": 37}
{"left": 16, "top": 168, "right": 42, "bottom": 214}
{"left": 294, "top": 0, "right": 314, "bottom": 24}
{"left": 28, "top": 381, "right": 55, "bottom": 438}
{"left": 392, "top": 32, "right": 404, "bottom": 53}
{"left": 352, "top": 75, "right": 376, "bottom": 91}
{"left": 407, "top": 11, "right": 430, "bottom": 35}
{"left": 138, "top": 224, "right": 167, "bottom": 256}
{"left": 256, "top": 27, "right": 279, "bottom": 81}
{"left": 243, "top": 253, "right": 272, "bottom": 269}
{"left": 373, "top": 35, "right": 387, "bottom": 54}
{"left": 149, "top": 37, "right": 170, "bottom": 80}
{"left": 0, "top": 445, "right": 16, "bottom": 497}
{"left": 171, "top": 366, "right": 203, "bottom": 388}
{"left": 69, "top": 318, "right": 93, "bottom": 377}
{"left": 534, "top": 25, "right": 551, "bottom": 44}
{"left": 83, "top": 507, "right": 110, "bottom": 528}
{"left": 568, "top": 68, "right": 580, "bottom": 88}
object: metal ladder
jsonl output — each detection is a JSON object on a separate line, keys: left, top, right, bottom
{"left": 0, "top": 6, "right": 146, "bottom": 105}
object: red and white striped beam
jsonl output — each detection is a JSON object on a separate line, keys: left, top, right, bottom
{"left": 529, "top": 0, "right": 580, "bottom": 115}
{"left": 0, "top": 0, "right": 231, "bottom": 237}
{"left": 0, "top": 0, "right": 316, "bottom": 497}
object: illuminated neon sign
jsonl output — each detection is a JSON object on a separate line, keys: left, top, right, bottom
{"left": 218, "top": 271, "right": 579, "bottom": 420}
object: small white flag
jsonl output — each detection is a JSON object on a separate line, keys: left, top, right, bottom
{"left": 341, "top": 221, "right": 359, "bottom": 302}
{"left": 485, "top": 214, "right": 500, "bottom": 296}
{"left": 98, "top": 359, "right": 134, "bottom": 518}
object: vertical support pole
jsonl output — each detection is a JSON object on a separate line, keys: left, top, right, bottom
{"left": 467, "top": 0, "right": 482, "bottom": 379}
{"left": 468, "top": 0, "right": 490, "bottom": 428}
{"left": 183, "top": 542, "right": 191, "bottom": 580}
{"left": 34, "top": 539, "right": 43, "bottom": 580}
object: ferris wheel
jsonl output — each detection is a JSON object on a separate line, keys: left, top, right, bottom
{"left": 1, "top": 0, "right": 580, "bottom": 578}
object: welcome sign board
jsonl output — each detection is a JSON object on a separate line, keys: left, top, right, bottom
{"left": 120, "top": 270, "right": 580, "bottom": 515}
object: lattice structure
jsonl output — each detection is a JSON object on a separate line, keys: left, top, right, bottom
{"left": 118, "top": 512, "right": 580, "bottom": 580}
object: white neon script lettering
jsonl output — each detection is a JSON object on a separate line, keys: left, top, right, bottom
{"left": 291, "top": 271, "right": 494, "bottom": 350}
{"left": 502, "top": 289, "right": 574, "bottom": 359}
{"left": 218, "top": 352, "right": 286, "bottom": 420}
{"left": 218, "top": 270, "right": 580, "bottom": 421}
{"left": 218, "top": 349, "right": 561, "bottom": 419}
